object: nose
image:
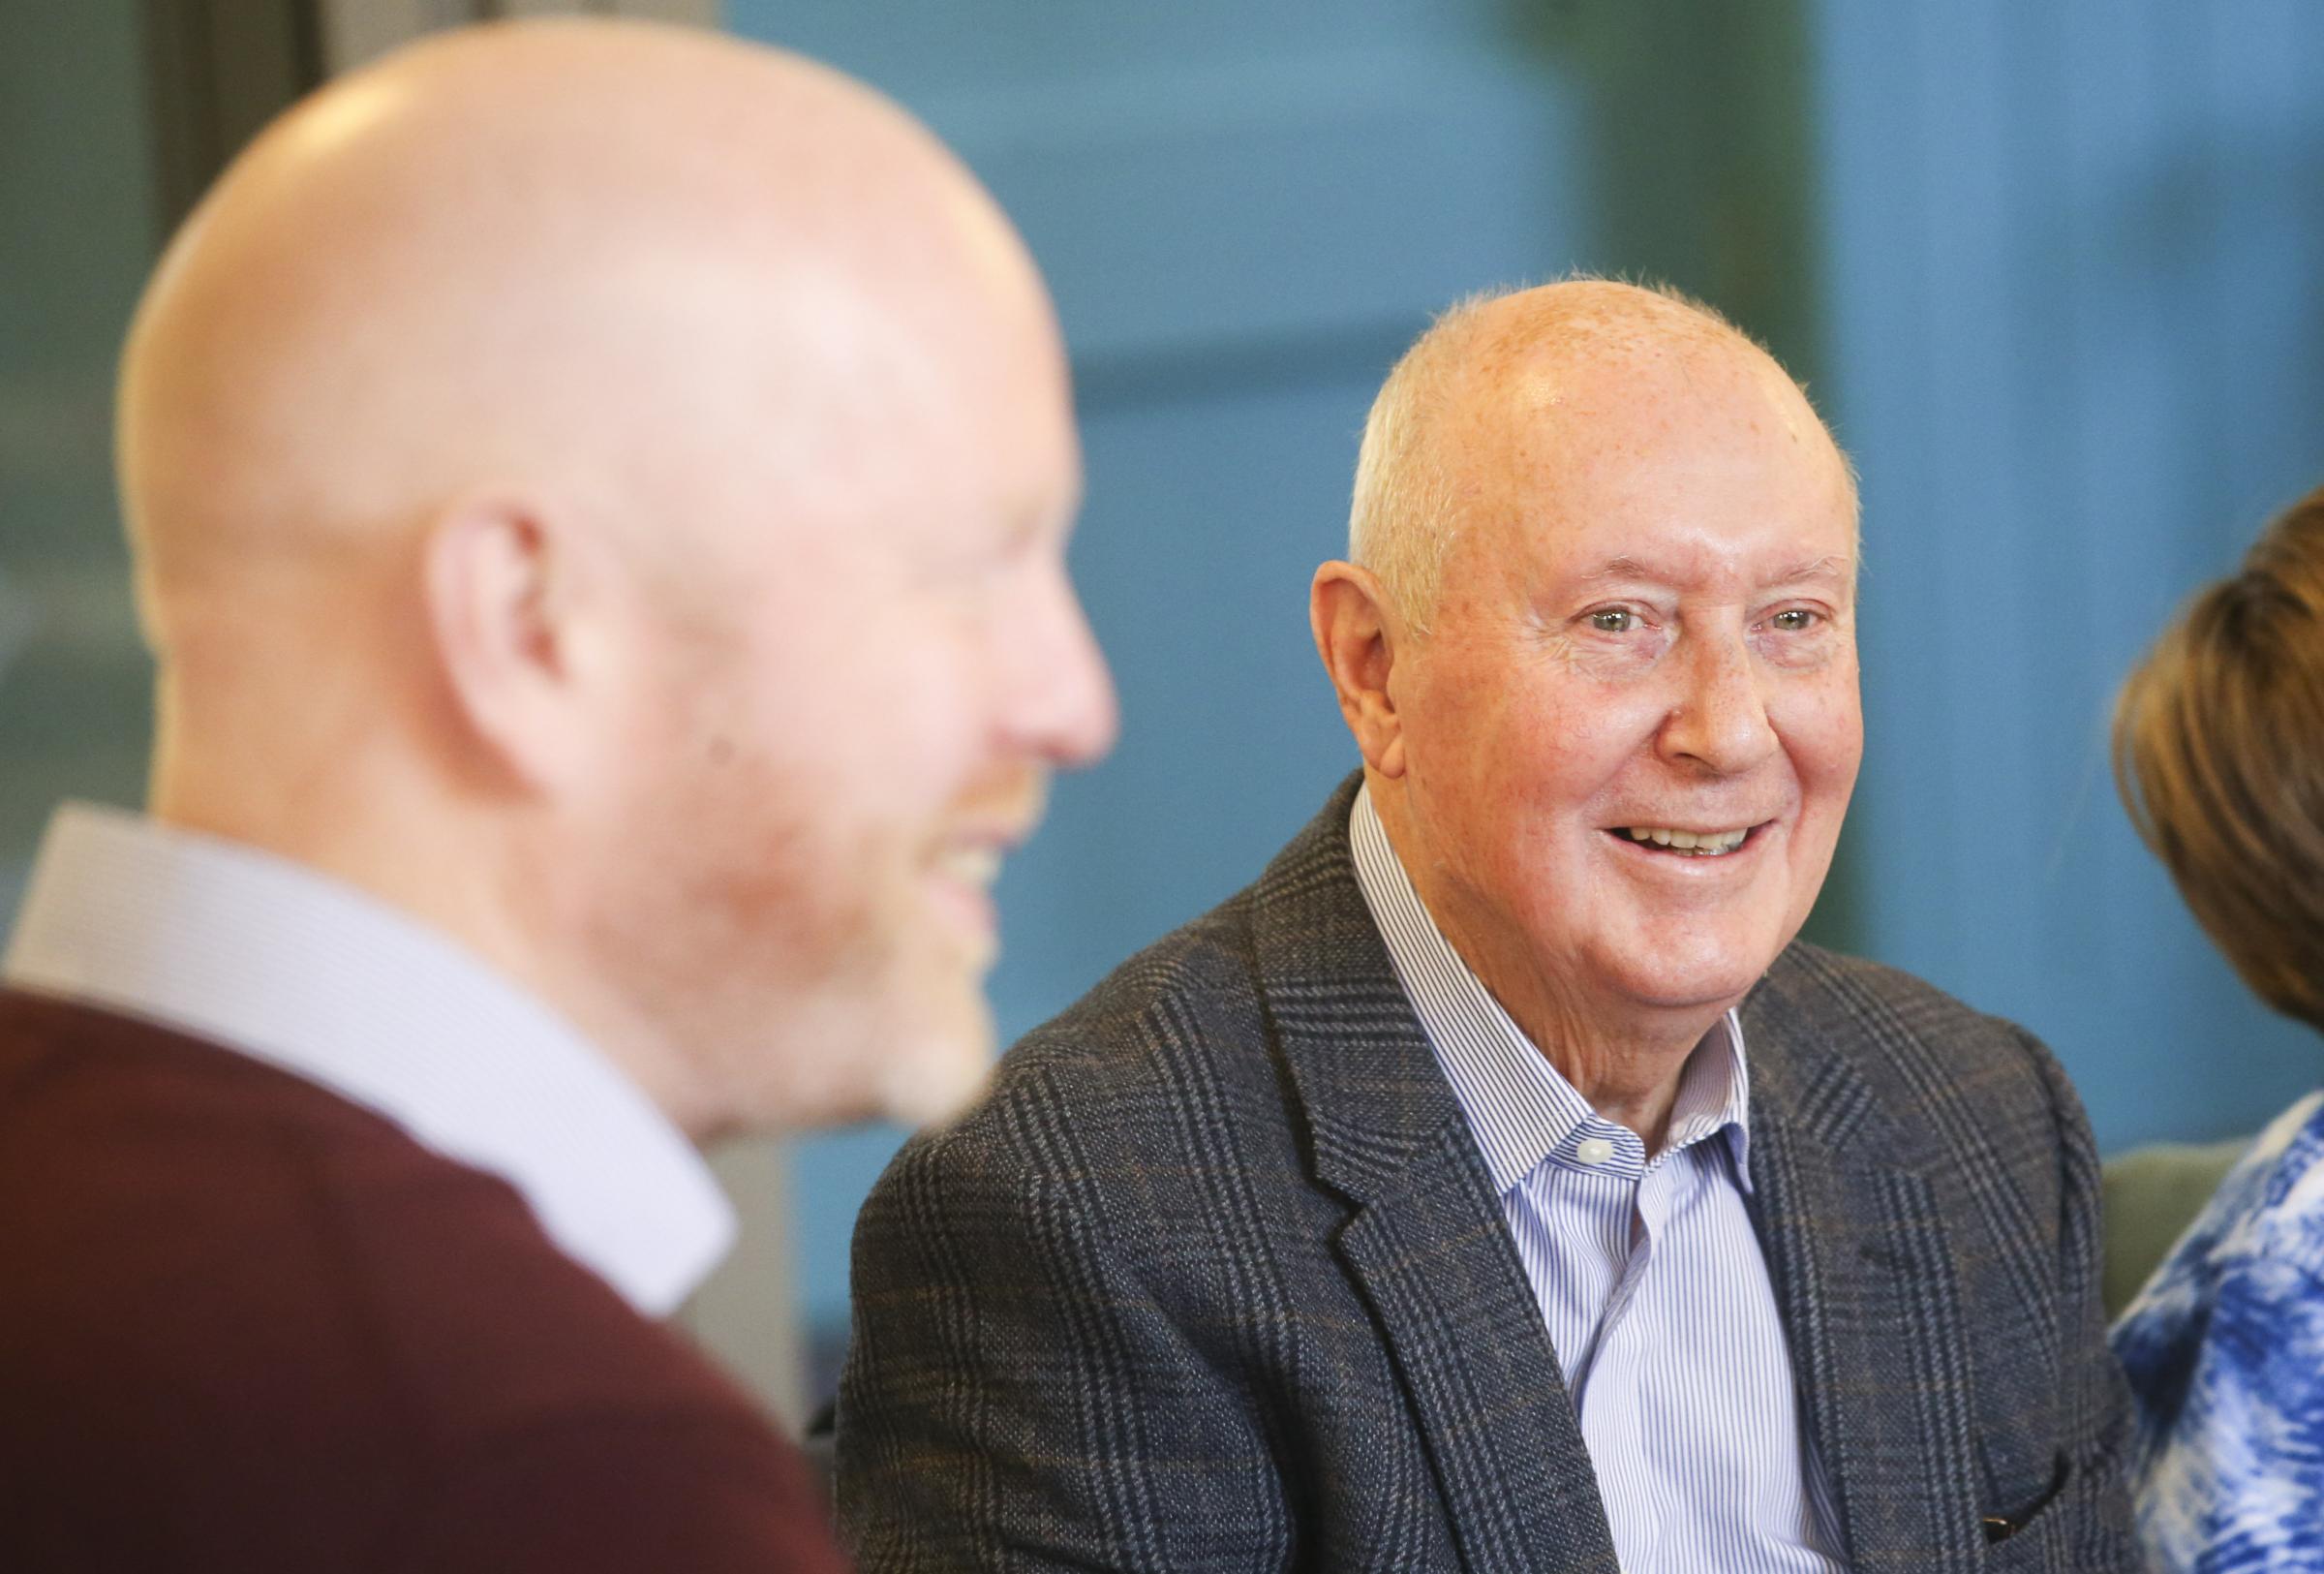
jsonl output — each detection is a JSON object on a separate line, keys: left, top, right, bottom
{"left": 1658, "top": 630, "right": 1779, "bottom": 776}
{"left": 1006, "top": 562, "right": 1118, "bottom": 768}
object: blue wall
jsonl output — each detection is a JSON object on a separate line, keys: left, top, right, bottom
{"left": 1818, "top": 0, "right": 2324, "bottom": 1151}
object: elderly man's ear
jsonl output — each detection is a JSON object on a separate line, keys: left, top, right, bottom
{"left": 1310, "top": 561, "right": 1408, "bottom": 779}
{"left": 422, "top": 495, "right": 615, "bottom": 795}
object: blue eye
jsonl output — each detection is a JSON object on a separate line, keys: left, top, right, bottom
{"left": 1589, "top": 608, "right": 1636, "bottom": 633}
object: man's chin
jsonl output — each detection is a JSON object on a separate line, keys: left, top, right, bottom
{"left": 719, "top": 972, "right": 996, "bottom": 1132}
{"left": 867, "top": 991, "right": 998, "bottom": 1129}
{"left": 866, "top": 1041, "right": 986, "bottom": 1128}
{"left": 1605, "top": 948, "right": 1773, "bottom": 1017}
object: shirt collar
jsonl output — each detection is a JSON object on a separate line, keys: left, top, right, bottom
{"left": 1346, "top": 784, "right": 1754, "bottom": 1192}
{"left": 1, "top": 803, "right": 734, "bottom": 1316}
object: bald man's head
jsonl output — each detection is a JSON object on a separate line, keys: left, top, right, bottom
{"left": 1346, "top": 279, "right": 1855, "bottom": 632}
{"left": 123, "top": 19, "right": 1047, "bottom": 604}
{"left": 121, "top": 20, "right": 1115, "bottom": 1136}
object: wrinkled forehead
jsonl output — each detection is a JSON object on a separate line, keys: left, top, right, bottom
{"left": 1483, "top": 327, "right": 1829, "bottom": 461}
{"left": 1443, "top": 337, "right": 1859, "bottom": 588}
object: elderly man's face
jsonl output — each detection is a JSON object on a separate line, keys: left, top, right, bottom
{"left": 1392, "top": 346, "right": 1860, "bottom": 1021}
{"left": 592, "top": 280, "right": 1116, "bottom": 1130}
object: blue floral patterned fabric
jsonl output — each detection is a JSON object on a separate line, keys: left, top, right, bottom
{"left": 2114, "top": 1090, "right": 2324, "bottom": 1572}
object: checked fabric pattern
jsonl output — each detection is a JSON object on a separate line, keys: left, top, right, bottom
{"left": 836, "top": 775, "right": 2139, "bottom": 1572}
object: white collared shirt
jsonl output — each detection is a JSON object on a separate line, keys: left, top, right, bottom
{"left": 1348, "top": 786, "right": 1843, "bottom": 1574}
{"left": 1, "top": 803, "right": 732, "bottom": 1317}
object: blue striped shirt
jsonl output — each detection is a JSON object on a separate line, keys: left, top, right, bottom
{"left": 1348, "top": 787, "right": 1845, "bottom": 1573}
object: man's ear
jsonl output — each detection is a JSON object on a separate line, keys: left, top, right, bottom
{"left": 1309, "top": 560, "right": 1408, "bottom": 779}
{"left": 421, "top": 494, "right": 600, "bottom": 793}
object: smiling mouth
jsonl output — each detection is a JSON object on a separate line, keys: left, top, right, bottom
{"left": 1605, "top": 823, "right": 1763, "bottom": 857}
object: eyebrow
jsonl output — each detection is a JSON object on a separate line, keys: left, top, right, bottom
{"left": 1575, "top": 556, "right": 1662, "bottom": 586}
{"left": 1769, "top": 554, "right": 1853, "bottom": 587}
{"left": 1575, "top": 553, "right": 1853, "bottom": 588}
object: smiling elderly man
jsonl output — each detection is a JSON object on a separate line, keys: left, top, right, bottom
{"left": 838, "top": 281, "right": 2136, "bottom": 1572}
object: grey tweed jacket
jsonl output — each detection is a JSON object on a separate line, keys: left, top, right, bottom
{"left": 837, "top": 777, "right": 2136, "bottom": 1572}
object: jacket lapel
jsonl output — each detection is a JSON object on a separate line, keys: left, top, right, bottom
{"left": 1249, "top": 777, "right": 1619, "bottom": 1574}
{"left": 1742, "top": 968, "right": 1986, "bottom": 1573}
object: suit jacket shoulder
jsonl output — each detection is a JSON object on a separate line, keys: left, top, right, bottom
{"left": 1743, "top": 941, "right": 2104, "bottom": 1359}
{"left": 841, "top": 793, "right": 1516, "bottom": 1570}
{"left": 1757, "top": 941, "right": 2071, "bottom": 1096}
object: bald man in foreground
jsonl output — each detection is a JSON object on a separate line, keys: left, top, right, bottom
{"left": 0, "top": 19, "right": 1112, "bottom": 1572}
{"left": 840, "top": 282, "right": 2137, "bottom": 1570}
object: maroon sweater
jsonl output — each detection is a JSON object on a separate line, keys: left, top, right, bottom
{"left": 0, "top": 988, "right": 847, "bottom": 1572}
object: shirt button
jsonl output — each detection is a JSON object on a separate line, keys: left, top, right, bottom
{"left": 1575, "top": 1136, "right": 1615, "bottom": 1165}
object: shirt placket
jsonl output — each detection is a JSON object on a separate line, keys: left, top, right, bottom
{"left": 1577, "top": 1134, "right": 1703, "bottom": 1574}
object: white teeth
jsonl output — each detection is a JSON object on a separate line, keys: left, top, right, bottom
{"left": 1621, "top": 826, "right": 1750, "bottom": 855}
{"left": 937, "top": 845, "right": 1003, "bottom": 887}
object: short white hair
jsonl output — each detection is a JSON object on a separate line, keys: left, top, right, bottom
{"left": 1346, "top": 293, "right": 1478, "bottom": 636}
